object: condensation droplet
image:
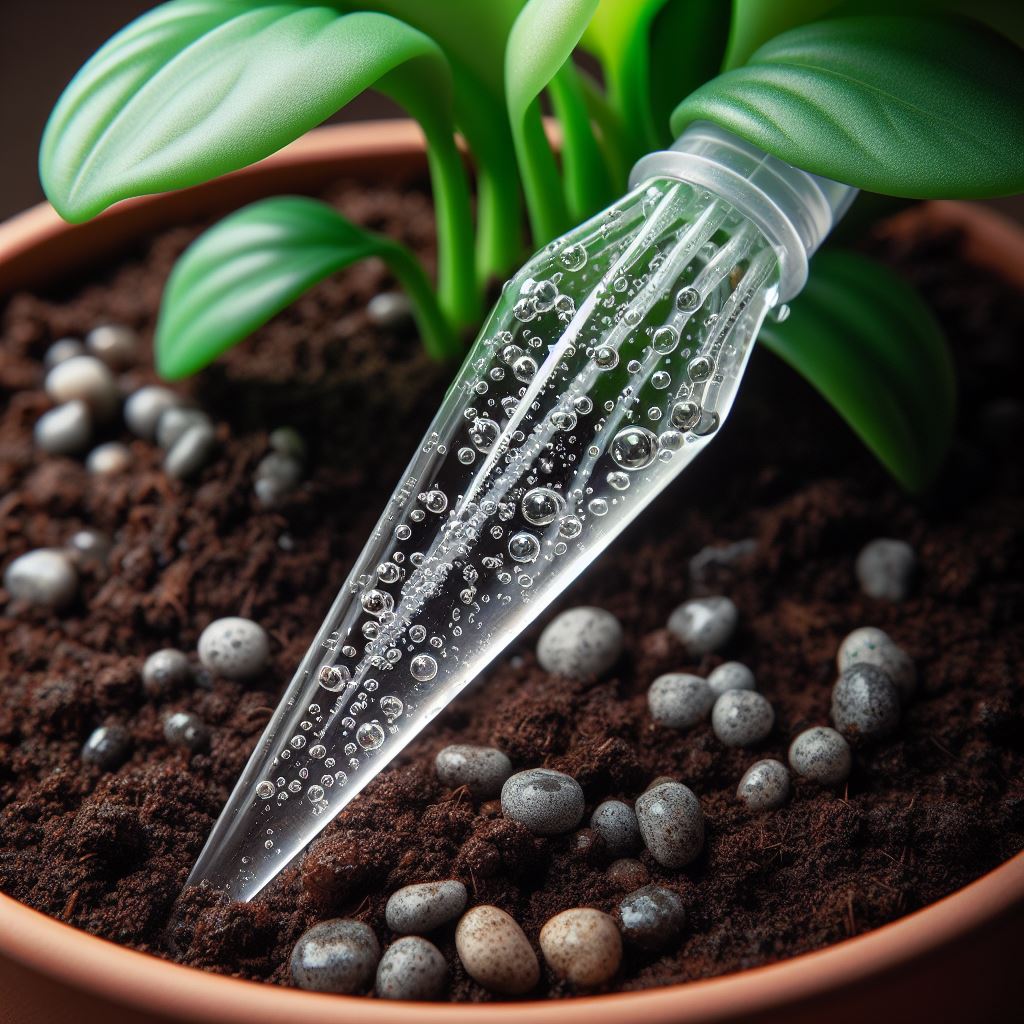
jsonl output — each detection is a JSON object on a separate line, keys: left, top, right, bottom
{"left": 319, "top": 665, "right": 351, "bottom": 692}
{"left": 256, "top": 781, "right": 275, "bottom": 799}
{"left": 610, "top": 426, "right": 658, "bottom": 470}
{"left": 687, "top": 355, "right": 714, "bottom": 382}
{"left": 508, "top": 531, "right": 541, "bottom": 563}
{"left": 559, "top": 244, "right": 587, "bottom": 271}
{"left": 410, "top": 654, "right": 438, "bottom": 681}
{"left": 522, "top": 487, "right": 565, "bottom": 526}
{"left": 607, "top": 470, "right": 630, "bottom": 491}
{"left": 380, "top": 695, "right": 404, "bottom": 720}
{"left": 356, "top": 722, "right": 385, "bottom": 751}
{"left": 588, "top": 497, "right": 609, "bottom": 517}
{"left": 652, "top": 326, "right": 679, "bottom": 354}
{"left": 670, "top": 400, "right": 701, "bottom": 430}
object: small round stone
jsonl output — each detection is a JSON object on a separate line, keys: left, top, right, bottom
{"left": 164, "top": 422, "right": 217, "bottom": 480}
{"left": 708, "top": 660, "right": 756, "bottom": 696}
{"left": 788, "top": 727, "right": 852, "bottom": 786}
{"left": 711, "top": 690, "right": 774, "bottom": 747}
{"left": 124, "top": 386, "right": 180, "bottom": 440}
{"left": 856, "top": 539, "right": 916, "bottom": 601}
{"left": 86, "top": 441, "right": 131, "bottom": 475}
{"left": 254, "top": 452, "right": 303, "bottom": 507}
{"left": 3, "top": 549, "right": 78, "bottom": 609}
{"left": 435, "top": 744, "right": 512, "bottom": 798}
{"left": 43, "top": 337, "right": 84, "bottom": 368}
{"left": 536, "top": 606, "right": 623, "bottom": 679}
{"left": 616, "top": 885, "right": 686, "bottom": 951}
{"left": 831, "top": 664, "right": 900, "bottom": 740}
{"left": 736, "top": 759, "right": 790, "bottom": 810}
{"left": 589, "top": 800, "right": 640, "bottom": 857}
{"left": 85, "top": 324, "right": 137, "bottom": 368}
{"left": 269, "top": 426, "right": 307, "bottom": 462}
{"left": 667, "top": 596, "right": 738, "bottom": 655}
{"left": 647, "top": 673, "right": 714, "bottom": 729}
{"left": 45, "top": 355, "right": 119, "bottom": 419}
{"left": 198, "top": 616, "right": 270, "bottom": 680}
{"left": 501, "top": 768, "right": 584, "bottom": 836}
{"left": 539, "top": 908, "right": 621, "bottom": 988}
{"left": 645, "top": 775, "right": 678, "bottom": 791}
{"left": 163, "top": 711, "right": 210, "bottom": 752}
{"left": 837, "top": 627, "right": 915, "bottom": 704}
{"left": 376, "top": 936, "right": 447, "bottom": 1001}
{"left": 156, "top": 407, "right": 211, "bottom": 449}
{"left": 606, "top": 858, "right": 649, "bottom": 890}
{"left": 455, "top": 905, "right": 539, "bottom": 995}
{"left": 635, "top": 781, "right": 704, "bottom": 868}
{"left": 290, "top": 919, "right": 380, "bottom": 994}
{"left": 385, "top": 880, "right": 468, "bottom": 934}
{"left": 368, "top": 290, "right": 413, "bottom": 329}
{"left": 81, "top": 724, "right": 131, "bottom": 770}
{"left": 66, "top": 529, "right": 112, "bottom": 568}
{"left": 35, "top": 400, "right": 92, "bottom": 455}
{"left": 142, "top": 648, "right": 191, "bottom": 697}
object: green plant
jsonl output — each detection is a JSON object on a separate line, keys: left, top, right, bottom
{"left": 41, "top": 0, "right": 1024, "bottom": 491}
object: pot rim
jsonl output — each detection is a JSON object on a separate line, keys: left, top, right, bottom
{"left": 1, "top": 119, "right": 1022, "bottom": 1023}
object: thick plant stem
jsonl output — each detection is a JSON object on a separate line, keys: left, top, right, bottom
{"left": 578, "top": 72, "right": 632, "bottom": 193}
{"left": 512, "top": 100, "right": 571, "bottom": 246}
{"left": 383, "top": 242, "right": 460, "bottom": 362}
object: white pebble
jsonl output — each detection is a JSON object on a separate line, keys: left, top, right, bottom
{"left": 86, "top": 441, "right": 131, "bottom": 475}
{"left": 536, "top": 606, "right": 623, "bottom": 679}
{"left": 435, "top": 744, "right": 512, "bottom": 798}
{"left": 66, "top": 529, "right": 111, "bottom": 567}
{"left": 501, "top": 768, "right": 584, "bottom": 835}
{"left": 35, "top": 400, "right": 92, "bottom": 455}
{"left": 376, "top": 936, "right": 447, "bottom": 1001}
{"left": 142, "top": 648, "right": 191, "bottom": 696}
{"left": 539, "top": 908, "right": 621, "bottom": 988}
{"left": 788, "top": 726, "right": 852, "bottom": 786}
{"left": 164, "top": 422, "right": 216, "bottom": 479}
{"left": 635, "top": 781, "right": 704, "bottom": 868}
{"left": 736, "top": 759, "right": 790, "bottom": 810}
{"left": 711, "top": 690, "right": 774, "bottom": 747}
{"left": 708, "top": 660, "right": 756, "bottom": 696}
{"left": 856, "top": 539, "right": 916, "bottom": 601}
{"left": 156, "top": 407, "right": 210, "bottom": 449}
{"left": 385, "top": 880, "right": 468, "bottom": 934}
{"left": 831, "top": 664, "right": 900, "bottom": 739}
{"left": 254, "top": 452, "right": 303, "bottom": 507}
{"left": 368, "top": 290, "right": 413, "bottom": 328}
{"left": 647, "top": 673, "right": 714, "bottom": 729}
{"left": 616, "top": 885, "right": 686, "bottom": 951}
{"left": 45, "top": 355, "right": 119, "bottom": 420}
{"left": 455, "top": 905, "right": 539, "bottom": 995}
{"left": 43, "top": 337, "right": 84, "bottom": 368}
{"left": 589, "top": 800, "right": 640, "bottom": 857}
{"left": 198, "top": 616, "right": 270, "bottom": 680}
{"left": 85, "top": 324, "right": 136, "bottom": 368}
{"left": 667, "top": 596, "right": 738, "bottom": 655}
{"left": 290, "top": 919, "right": 380, "bottom": 994}
{"left": 3, "top": 549, "right": 78, "bottom": 609}
{"left": 124, "top": 385, "right": 180, "bottom": 439}
{"left": 837, "top": 626, "right": 915, "bottom": 704}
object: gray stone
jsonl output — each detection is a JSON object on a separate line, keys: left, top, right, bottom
{"left": 254, "top": 452, "right": 303, "bottom": 507}
{"left": 125, "top": 386, "right": 180, "bottom": 440}
{"left": 837, "top": 627, "right": 915, "bottom": 704}
{"left": 615, "top": 884, "right": 686, "bottom": 951}
{"left": 35, "top": 400, "right": 92, "bottom": 455}
{"left": 66, "top": 529, "right": 112, "bottom": 568}
{"left": 142, "top": 648, "right": 191, "bottom": 697}
{"left": 45, "top": 355, "right": 119, "bottom": 419}
{"left": 831, "top": 664, "right": 901, "bottom": 739}
{"left": 856, "top": 538, "right": 916, "bottom": 601}
{"left": 539, "top": 908, "right": 622, "bottom": 988}
{"left": 435, "top": 744, "right": 512, "bottom": 798}
{"left": 385, "top": 880, "right": 468, "bottom": 934}
{"left": 43, "top": 337, "right": 84, "bottom": 368}
{"left": 501, "top": 768, "right": 584, "bottom": 836}
{"left": 164, "top": 422, "right": 217, "bottom": 479}
{"left": 635, "top": 781, "right": 704, "bottom": 868}
{"left": 536, "top": 606, "right": 623, "bottom": 679}
{"left": 368, "top": 290, "right": 413, "bottom": 329}
{"left": 455, "top": 905, "right": 539, "bottom": 995}
{"left": 589, "top": 800, "right": 640, "bottom": 857}
{"left": 667, "top": 596, "right": 738, "bottom": 655}
{"left": 788, "top": 726, "right": 852, "bottom": 786}
{"left": 711, "top": 690, "right": 774, "bottom": 747}
{"left": 736, "top": 759, "right": 790, "bottom": 810}
{"left": 198, "top": 616, "right": 270, "bottom": 680}
{"left": 82, "top": 724, "right": 131, "bottom": 770}
{"left": 688, "top": 538, "right": 757, "bottom": 584}
{"left": 86, "top": 324, "right": 137, "bottom": 368}
{"left": 647, "top": 673, "right": 714, "bottom": 729}
{"left": 708, "top": 660, "right": 756, "bottom": 696}
{"left": 163, "top": 711, "right": 210, "bottom": 752}
{"left": 269, "top": 426, "right": 307, "bottom": 462}
{"left": 4, "top": 549, "right": 78, "bottom": 609}
{"left": 156, "top": 407, "right": 211, "bottom": 449}
{"left": 86, "top": 441, "right": 131, "bottom": 475}
{"left": 290, "top": 919, "right": 380, "bottom": 994}
{"left": 376, "top": 936, "right": 447, "bottom": 1001}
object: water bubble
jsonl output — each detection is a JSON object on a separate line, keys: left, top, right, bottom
{"left": 560, "top": 244, "right": 587, "bottom": 271}
{"left": 627, "top": 359, "right": 642, "bottom": 373}
{"left": 550, "top": 410, "right": 577, "bottom": 431}
{"left": 652, "top": 370, "right": 671, "bottom": 389}
{"left": 594, "top": 346, "right": 619, "bottom": 370}
{"left": 660, "top": 429, "right": 685, "bottom": 451}
{"left": 670, "top": 400, "right": 701, "bottom": 430}
{"left": 410, "top": 654, "right": 438, "bottom": 681}
{"left": 361, "top": 588, "right": 394, "bottom": 616}
{"left": 306, "top": 785, "right": 325, "bottom": 803}
{"left": 288, "top": 780, "right": 302, "bottom": 793}
{"left": 310, "top": 744, "right": 327, "bottom": 759}
{"left": 610, "top": 426, "right": 658, "bottom": 470}
{"left": 457, "top": 447, "right": 476, "bottom": 465}
{"left": 512, "top": 355, "right": 538, "bottom": 382}
{"left": 395, "top": 524, "right": 412, "bottom": 540}
{"left": 533, "top": 280, "right": 557, "bottom": 311}
{"left": 558, "top": 514, "right": 583, "bottom": 539}
{"left": 508, "top": 531, "right": 541, "bottom": 563}
{"left": 652, "top": 326, "right": 679, "bottom": 354}
{"left": 290, "top": 735, "right": 306, "bottom": 749}
{"left": 319, "top": 665, "right": 351, "bottom": 692}
{"left": 409, "top": 624, "right": 427, "bottom": 643}
{"left": 694, "top": 410, "right": 721, "bottom": 436}
{"left": 687, "top": 355, "right": 714, "bottom": 382}
{"left": 364, "top": 678, "right": 379, "bottom": 692}
{"left": 574, "top": 396, "right": 593, "bottom": 414}
{"left": 256, "top": 780, "right": 275, "bottom": 799}
{"left": 513, "top": 298, "right": 537, "bottom": 322}
{"left": 410, "top": 509, "right": 426, "bottom": 523}
{"left": 356, "top": 722, "right": 385, "bottom": 751}
{"left": 421, "top": 489, "right": 448, "bottom": 513}
{"left": 377, "top": 561, "right": 400, "bottom": 584}
{"left": 362, "top": 621, "right": 379, "bottom": 639}
{"left": 380, "top": 695, "right": 404, "bottom": 720}
{"left": 555, "top": 295, "right": 576, "bottom": 318}
{"left": 648, "top": 407, "right": 662, "bottom": 422}
{"left": 588, "top": 497, "right": 609, "bottom": 516}
{"left": 676, "top": 287, "right": 701, "bottom": 311}
{"left": 607, "top": 471, "right": 630, "bottom": 491}
{"left": 470, "top": 416, "right": 500, "bottom": 451}
{"left": 522, "top": 487, "right": 565, "bottom": 526}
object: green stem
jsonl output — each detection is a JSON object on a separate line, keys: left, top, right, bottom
{"left": 383, "top": 241, "right": 461, "bottom": 361}
{"left": 578, "top": 72, "right": 633, "bottom": 193}
{"left": 512, "top": 100, "right": 571, "bottom": 247}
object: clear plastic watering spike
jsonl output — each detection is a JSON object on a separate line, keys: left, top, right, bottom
{"left": 187, "top": 123, "right": 856, "bottom": 900}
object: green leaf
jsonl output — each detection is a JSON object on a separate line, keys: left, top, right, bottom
{"left": 672, "top": 14, "right": 1024, "bottom": 198}
{"left": 759, "top": 250, "right": 955, "bottom": 492}
{"left": 156, "top": 196, "right": 457, "bottom": 378}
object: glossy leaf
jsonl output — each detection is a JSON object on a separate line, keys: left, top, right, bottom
{"left": 759, "top": 250, "right": 955, "bottom": 492}
{"left": 156, "top": 196, "right": 456, "bottom": 379}
{"left": 673, "top": 14, "right": 1024, "bottom": 198}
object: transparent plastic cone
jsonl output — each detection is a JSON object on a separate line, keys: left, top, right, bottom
{"left": 187, "top": 176, "right": 786, "bottom": 901}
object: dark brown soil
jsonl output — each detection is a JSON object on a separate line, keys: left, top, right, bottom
{"left": 1, "top": 183, "right": 1022, "bottom": 1001}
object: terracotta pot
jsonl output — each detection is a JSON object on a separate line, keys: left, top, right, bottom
{"left": 0, "top": 120, "right": 1022, "bottom": 1024}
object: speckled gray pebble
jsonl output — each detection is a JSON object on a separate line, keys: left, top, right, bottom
{"left": 376, "top": 936, "right": 447, "bottom": 1001}
{"left": 368, "top": 290, "right": 413, "bottom": 328}
{"left": 708, "top": 661, "right": 756, "bottom": 696}
{"left": 124, "top": 386, "right": 180, "bottom": 440}
{"left": 455, "top": 905, "right": 539, "bottom": 995}
{"left": 501, "top": 768, "right": 584, "bottom": 835}
{"left": 536, "top": 606, "right": 623, "bottom": 679}
{"left": 290, "top": 919, "right": 380, "bottom": 994}
{"left": 667, "top": 596, "right": 738, "bottom": 655}
{"left": 198, "top": 616, "right": 270, "bottom": 680}
{"left": 635, "top": 781, "right": 704, "bottom": 868}
{"left": 711, "top": 690, "right": 774, "bottom": 747}
{"left": 254, "top": 452, "right": 303, "bottom": 507}
{"left": 435, "top": 744, "right": 512, "bottom": 798}
{"left": 156, "top": 407, "right": 211, "bottom": 449}
{"left": 615, "top": 885, "right": 686, "bottom": 951}
{"left": 647, "top": 673, "right": 714, "bottom": 729}
{"left": 4, "top": 549, "right": 79, "bottom": 609}
{"left": 142, "top": 649, "right": 191, "bottom": 697}
{"left": 831, "top": 663, "right": 900, "bottom": 739}
{"left": 539, "top": 908, "right": 622, "bottom": 988}
{"left": 269, "top": 426, "right": 307, "bottom": 461}
{"left": 82, "top": 724, "right": 131, "bottom": 770}
{"left": 590, "top": 800, "right": 640, "bottom": 857}
{"left": 44, "top": 337, "right": 84, "bottom": 368}
{"left": 86, "top": 441, "right": 131, "bottom": 475}
{"left": 788, "top": 727, "right": 852, "bottom": 786}
{"left": 86, "top": 324, "right": 136, "bottom": 368}
{"left": 856, "top": 538, "right": 916, "bottom": 601}
{"left": 165, "top": 422, "right": 217, "bottom": 479}
{"left": 385, "top": 880, "right": 468, "bottom": 934}
{"left": 736, "top": 759, "right": 790, "bottom": 810}
{"left": 45, "top": 356, "right": 119, "bottom": 419}
{"left": 837, "top": 627, "right": 915, "bottom": 704}
{"left": 163, "top": 711, "right": 210, "bottom": 752}
{"left": 35, "top": 400, "right": 92, "bottom": 455}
